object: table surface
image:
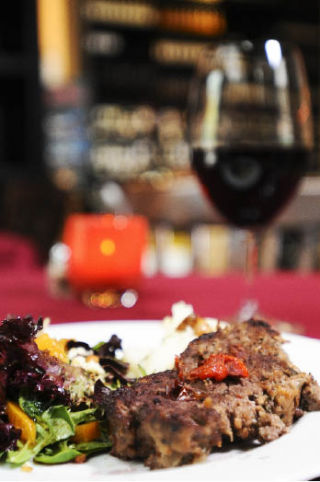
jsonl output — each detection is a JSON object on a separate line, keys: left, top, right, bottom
{"left": 1, "top": 265, "right": 320, "bottom": 339}
{"left": 1, "top": 263, "right": 320, "bottom": 480}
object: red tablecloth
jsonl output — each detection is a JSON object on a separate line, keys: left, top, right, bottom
{"left": 1, "top": 267, "right": 320, "bottom": 339}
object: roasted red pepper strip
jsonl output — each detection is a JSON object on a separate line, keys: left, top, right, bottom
{"left": 177, "top": 354, "right": 249, "bottom": 381}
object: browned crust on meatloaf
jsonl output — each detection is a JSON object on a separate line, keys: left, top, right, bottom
{"left": 98, "top": 320, "right": 320, "bottom": 469}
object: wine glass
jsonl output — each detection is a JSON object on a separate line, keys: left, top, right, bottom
{"left": 188, "top": 39, "right": 313, "bottom": 323}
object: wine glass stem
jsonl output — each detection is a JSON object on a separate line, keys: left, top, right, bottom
{"left": 245, "top": 230, "right": 259, "bottom": 285}
{"left": 238, "top": 230, "right": 261, "bottom": 321}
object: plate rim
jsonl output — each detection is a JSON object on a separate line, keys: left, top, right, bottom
{"left": 2, "top": 319, "right": 320, "bottom": 481}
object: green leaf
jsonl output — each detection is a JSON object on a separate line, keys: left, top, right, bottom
{"left": 70, "top": 408, "right": 97, "bottom": 426}
{"left": 18, "top": 394, "right": 47, "bottom": 419}
{"left": 137, "top": 364, "right": 147, "bottom": 377}
{"left": 75, "top": 440, "right": 111, "bottom": 454}
{"left": 34, "top": 441, "right": 81, "bottom": 464}
{"left": 110, "top": 379, "right": 122, "bottom": 390}
{"left": 8, "top": 405, "right": 77, "bottom": 466}
{"left": 6, "top": 441, "right": 41, "bottom": 467}
{"left": 40, "top": 405, "right": 75, "bottom": 443}
{"left": 92, "top": 341, "right": 105, "bottom": 352}
{"left": 5, "top": 396, "right": 109, "bottom": 467}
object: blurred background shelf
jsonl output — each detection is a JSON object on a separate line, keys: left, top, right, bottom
{"left": 122, "top": 174, "right": 320, "bottom": 276}
{"left": 0, "top": 0, "right": 318, "bottom": 273}
{"left": 122, "top": 175, "right": 320, "bottom": 228}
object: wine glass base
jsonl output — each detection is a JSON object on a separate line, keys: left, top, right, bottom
{"left": 238, "top": 299, "right": 259, "bottom": 321}
{"left": 233, "top": 298, "right": 304, "bottom": 335}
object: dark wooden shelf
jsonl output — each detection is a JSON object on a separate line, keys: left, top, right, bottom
{"left": 0, "top": 54, "right": 28, "bottom": 76}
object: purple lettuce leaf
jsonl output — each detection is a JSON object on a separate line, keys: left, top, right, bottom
{"left": 0, "top": 423, "right": 21, "bottom": 452}
{"left": 0, "top": 315, "right": 71, "bottom": 453}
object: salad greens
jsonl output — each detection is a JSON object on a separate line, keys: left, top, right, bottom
{"left": 0, "top": 315, "right": 130, "bottom": 468}
{"left": 5, "top": 394, "right": 110, "bottom": 467}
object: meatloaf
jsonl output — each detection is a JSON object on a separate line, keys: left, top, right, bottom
{"left": 97, "top": 319, "right": 320, "bottom": 469}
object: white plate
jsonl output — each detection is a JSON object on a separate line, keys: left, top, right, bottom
{"left": 2, "top": 320, "right": 320, "bottom": 482}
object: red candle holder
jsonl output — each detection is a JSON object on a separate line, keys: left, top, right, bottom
{"left": 62, "top": 214, "right": 149, "bottom": 293}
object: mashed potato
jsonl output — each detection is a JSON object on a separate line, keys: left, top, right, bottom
{"left": 126, "top": 301, "right": 228, "bottom": 377}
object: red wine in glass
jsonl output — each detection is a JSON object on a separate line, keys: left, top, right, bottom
{"left": 192, "top": 145, "right": 310, "bottom": 228}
